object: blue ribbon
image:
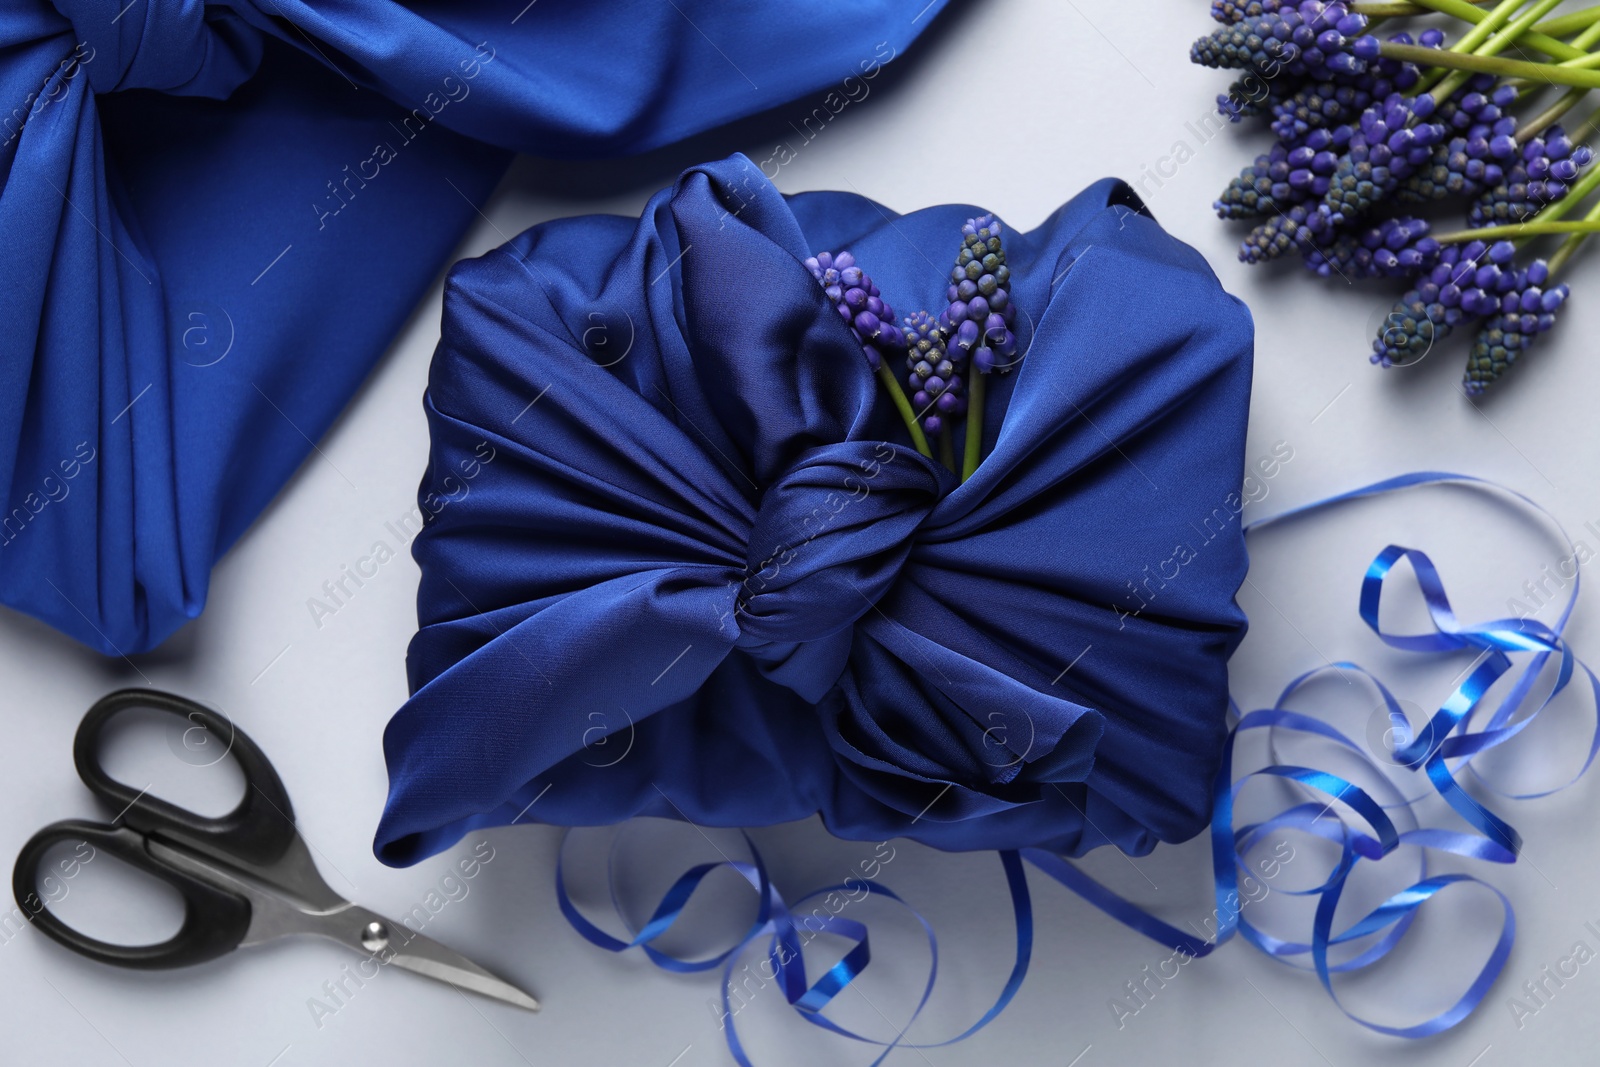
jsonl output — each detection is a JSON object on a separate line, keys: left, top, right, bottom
{"left": 557, "top": 831, "right": 1031, "bottom": 1066}
{"left": 558, "top": 472, "right": 1599, "bottom": 1056}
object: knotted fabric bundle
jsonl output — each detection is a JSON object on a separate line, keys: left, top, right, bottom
{"left": 375, "top": 156, "right": 1255, "bottom": 865}
{"left": 0, "top": 0, "right": 947, "bottom": 654}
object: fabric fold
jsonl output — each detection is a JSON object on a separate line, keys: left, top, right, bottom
{"left": 0, "top": 0, "right": 953, "bottom": 653}
{"left": 376, "top": 156, "right": 1255, "bottom": 866}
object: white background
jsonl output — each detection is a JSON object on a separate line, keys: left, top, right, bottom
{"left": 6, "top": 1, "right": 1600, "bottom": 1064}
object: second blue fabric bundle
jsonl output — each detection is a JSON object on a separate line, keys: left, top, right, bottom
{"left": 374, "top": 156, "right": 1255, "bottom": 866}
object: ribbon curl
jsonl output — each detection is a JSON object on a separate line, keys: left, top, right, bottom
{"left": 566, "top": 472, "right": 1597, "bottom": 1059}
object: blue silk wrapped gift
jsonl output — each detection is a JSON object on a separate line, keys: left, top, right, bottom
{"left": 374, "top": 156, "right": 1255, "bottom": 864}
{"left": 0, "top": 0, "right": 948, "bottom": 654}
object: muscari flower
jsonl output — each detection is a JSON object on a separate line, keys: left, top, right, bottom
{"left": 1192, "top": 2, "right": 1380, "bottom": 79}
{"left": 1310, "top": 92, "right": 1444, "bottom": 233}
{"left": 804, "top": 251, "right": 905, "bottom": 370}
{"left": 1217, "top": 143, "right": 1296, "bottom": 220}
{"left": 1464, "top": 258, "right": 1569, "bottom": 394}
{"left": 1303, "top": 215, "right": 1438, "bottom": 279}
{"left": 1267, "top": 41, "right": 1421, "bottom": 142}
{"left": 1211, "top": 0, "right": 1285, "bottom": 23}
{"left": 903, "top": 311, "right": 965, "bottom": 436}
{"left": 1398, "top": 134, "right": 1504, "bottom": 203}
{"left": 1370, "top": 239, "right": 1515, "bottom": 367}
{"left": 1240, "top": 203, "right": 1314, "bottom": 264}
{"left": 1469, "top": 126, "right": 1594, "bottom": 228}
{"left": 1241, "top": 93, "right": 1444, "bottom": 262}
{"left": 941, "top": 214, "right": 1018, "bottom": 375}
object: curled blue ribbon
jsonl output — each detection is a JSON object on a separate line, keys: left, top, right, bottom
{"left": 559, "top": 472, "right": 1598, "bottom": 1056}
{"left": 557, "top": 830, "right": 1031, "bottom": 1066}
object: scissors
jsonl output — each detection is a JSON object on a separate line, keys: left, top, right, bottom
{"left": 12, "top": 688, "right": 539, "bottom": 1012}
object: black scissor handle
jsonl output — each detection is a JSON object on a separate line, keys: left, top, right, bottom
{"left": 13, "top": 820, "right": 251, "bottom": 969}
{"left": 75, "top": 689, "right": 297, "bottom": 869}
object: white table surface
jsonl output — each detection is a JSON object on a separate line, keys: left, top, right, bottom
{"left": 7, "top": 1, "right": 1600, "bottom": 1064}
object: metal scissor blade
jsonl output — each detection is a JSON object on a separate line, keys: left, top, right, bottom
{"left": 333, "top": 906, "right": 540, "bottom": 1013}
{"left": 386, "top": 933, "right": 541, "bottom": 1013}
{"left": 144, "top": 840, "right": 538, "bottom": 1011}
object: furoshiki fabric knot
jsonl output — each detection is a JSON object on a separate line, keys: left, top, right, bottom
{"left": 373, "top": 155, "right": 1255, "bottom": 868}
{"left": 50, "top": 0, "right": 260, "bottom": 94}
{"left": 736, "top": 441, "right": 950, "bottom": 648}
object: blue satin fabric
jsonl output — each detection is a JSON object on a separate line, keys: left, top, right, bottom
{"left": 0, "top": 1, "right": 947, "bottom": 654}
{"left": 374, "top": 155, "right": 1255, "bottom": 866}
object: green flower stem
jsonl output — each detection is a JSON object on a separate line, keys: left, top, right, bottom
{"left": 1553, "top": 16, "right": 1600, "bottom": 65}
{"left": 1500, "top": 158, "right": 1600, "bottom": 252}
{"left": 1434, "top": 219, "right": 1600, "bottom": 241}
{"left": 1432, "top": 0, "right": 1529, "bottom": 46}
{"left": 1535, "top": 4, "right": 1600, "bottom": 38}
{"left": 1570, "top": 102, "right": 1600, "bottom": 141}
{"left": 1498, "top": 17, "right": 1600, "bottom": 90}
{"left": 961, "top": 372, "right": 986, "bottom": 483}
{"left": 1549, "top": 194, "right": 1600, "bottom": 273}
{"left": 1399, "top": 0, "right": 1592, "bottom": 60}
{"left": 876, "top": 362, "right": 932, "bottom": 458}
{"left": 1426, "top": 0, "right": 1569, "bottom": 99}
{"left": 1531, "top": 163, "right": 1600, "bottom": 272}
{"left": 1516, "top": 87, "right": 1586, "bottom": 143}
{"left": 1352, "top": 0, "right": 1490, "bottom": 14}
{"left": 1433, "top": 161, "right": 1600, "bottom": 249}
{"left": 939, "top": 427, "right": 956, "bottom": 473}
{"left": 1486, "top": 0, "right": 1573, "bottom": 54}
{"left": 1383, "top": 42, "right": 1600, "bottom": 89}
{"left": 1509, "top": 16, "right": 1600, "bottom": 95}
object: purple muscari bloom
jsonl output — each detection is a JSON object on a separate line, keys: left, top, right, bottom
{"left": 1217, "top": 75, "right": 1281, "bottom": 123}
{"left": 1216, "top": 142, "right": 1296, "bottom": 220}
{"left": 1192, "top": 3, "right": 1379, "bottom": 80}
{"left": 1241, "top": 203, "right": 1314, "bottom": 264}
{"left": 942, "top": 215, "right": 1018, "bottom": 375}
{"left": 1281, "top": 127, "right": 1349, "bottom": 198}
{"left": 1398, "top": 134, "right": 1503, "bottom": 202}
{"left": 1303, "top": 215, "right": 1438, "bottom": 279}
{"left": 1245, "top": 93, "right": 1446, "bottom": 264}
{"left": 1212, "top": 0, "right": 1285, "bottom": 22}
{"left": 1469, "top": 125, "right": 1594, "bottom": 228}
{"left": 803, "top": 251, "right": 904, "bottom": 371}
{"left": 1271, "top": 79, "right": 1376, "bottom": 143}
{"left": 1398, "top": 78, "right": 1529, "bottom": 202}
{"left": 1305, "top": 92, "right": 1445, "bottom": 239}
{"left": 1464, "top": 259, "right": 1568, "bottom": 394}
{"left": 1371, "top": 240, "right": 1493, "bottom": 367}
{"left": 1434, "top": 74, "right": 1509, "bottom": 133}
{"left": 903, "top": 310, "right": 965, "bottom": 434}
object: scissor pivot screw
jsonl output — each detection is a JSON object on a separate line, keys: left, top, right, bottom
{"left": 360, "top": 920, "right": 389, "bottom": 952}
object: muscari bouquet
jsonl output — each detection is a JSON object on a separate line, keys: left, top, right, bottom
{"left": 1196, "top": 0, "right": 1600, "bottom": 393}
